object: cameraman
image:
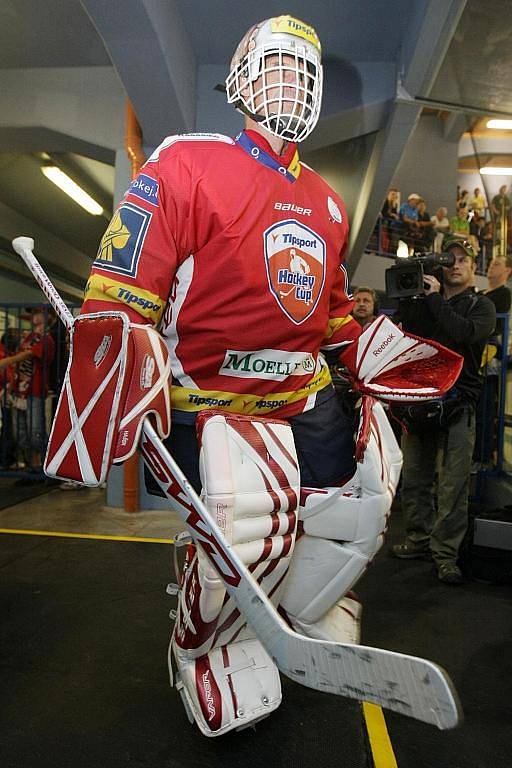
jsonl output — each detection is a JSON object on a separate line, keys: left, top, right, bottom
{"left": 391, "top": 236, "right": 496, "bottom": 584}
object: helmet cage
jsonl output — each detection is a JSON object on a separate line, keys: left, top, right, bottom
{"left": 226, "top": 39, "right": 323, "bottom": 143}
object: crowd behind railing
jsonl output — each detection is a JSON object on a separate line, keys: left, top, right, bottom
{"left": 367, "top": 184, "right": 511, "bottom": 274}
{"left": 0, "top": 304, "right": 77, "bottom": 482}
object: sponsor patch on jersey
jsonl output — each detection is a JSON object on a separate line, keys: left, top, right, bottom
{"left": 94, "top": 203, "right": 151, "bottom": 278}
{"left": 264, "top": 219, "right": 326, "bottom": 324}
{"left": 127, "top": 173, "right": 159, "bottom": 206}
{"left": 219, "top": 348, "right": 317, "bottom": 382}
{"left": 84, "top": 274, "right": 163, "bottom": 323}
{"left": 327, "top": 196, "right": 342, "bottom": 223}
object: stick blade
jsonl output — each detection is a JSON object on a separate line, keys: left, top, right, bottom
{"left": 234, "top": 581, "right": 462, "bottom": 729}
{"left": 278, "top": 632, "right": 462, "bottom": 729}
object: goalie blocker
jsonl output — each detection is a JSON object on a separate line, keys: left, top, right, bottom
{"left": 44, "top": 312, "right": 171, "bottom": 485}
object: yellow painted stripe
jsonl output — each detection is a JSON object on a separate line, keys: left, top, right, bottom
{"left": 0, "top": 528, "right": 174, "bottom": 545}
{"left": 362, "top": 702, "right": 398, "bottom": 768}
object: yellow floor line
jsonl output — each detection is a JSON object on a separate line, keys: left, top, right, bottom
{"left": 362, "top": 702, "right": 398, "bottom": 768}
{"left": 0, "top": 528, "right": 174, "bottom": 544}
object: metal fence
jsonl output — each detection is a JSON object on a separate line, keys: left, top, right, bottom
{"left": 0, "top": 302, "right": 79, "bottom": 478}
{"left": 367, "top": 217, "right": 492, "bottom": 276}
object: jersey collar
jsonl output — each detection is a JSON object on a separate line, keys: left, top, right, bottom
{"left": 235, "top": 130, "right": 301, "bottom": 183}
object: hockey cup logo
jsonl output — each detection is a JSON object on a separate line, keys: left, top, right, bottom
{"left": 264, "top": 220, "right": 326, "bottom": 324}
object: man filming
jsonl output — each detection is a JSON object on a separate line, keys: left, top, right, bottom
{"left": 391, "top": 236, "right": 496, "bottom": 584}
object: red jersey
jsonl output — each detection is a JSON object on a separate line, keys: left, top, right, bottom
{"left": 83, "top": 130, "right": 360, "bottom": 422}
{"left": 0, "top": 342, "right": 14, "bottom": 391}
{"left": 16, "top": 331, "right": 55, "bottom": 398}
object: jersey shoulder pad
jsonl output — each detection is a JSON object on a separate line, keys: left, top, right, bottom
{"left": 146, "top": 133, "right": 234, "bottom": 164}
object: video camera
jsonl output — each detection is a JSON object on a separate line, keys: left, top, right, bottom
{"left": 385, "top": 251, "right": 455, "bottom": 299}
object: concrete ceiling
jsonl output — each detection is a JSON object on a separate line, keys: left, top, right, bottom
{"left": 1, "top": 0, "right": 512, "bottom": 295}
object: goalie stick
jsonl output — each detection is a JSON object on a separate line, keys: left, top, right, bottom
{"left": 12, "top": 236, "right": 462, "bottom": 730}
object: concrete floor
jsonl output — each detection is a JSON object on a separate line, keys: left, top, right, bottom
{"left": 0, "top": 483, "right": 185, "bottom": 541}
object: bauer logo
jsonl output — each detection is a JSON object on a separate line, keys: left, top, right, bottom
{"left": 264, "top": 219, "right": 326, "bottom": 324}
{"left": 94, "top": 203, "right": 151, "bottom": 278}
{"left": 127, "top": 173, "right": 159, "bottom": 206}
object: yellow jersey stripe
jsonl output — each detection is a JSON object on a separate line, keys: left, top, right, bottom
{"left": 84, "top": 273, "right": 164, "bottom": 324}
{"left": 171, "top": 365, "right": 331, "bottom": 414}
{"left": 325, "top": 315, "right": 354, "bottom": 339}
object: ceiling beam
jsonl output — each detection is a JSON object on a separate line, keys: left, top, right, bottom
{"left": 81, "top": 0, "right": 196, "bottom": 147}
{"left": 0, "top": 127, "right": 115, "bottom": 165}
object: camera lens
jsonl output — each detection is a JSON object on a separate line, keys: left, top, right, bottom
{"left": 399, "top": 273, "right": 420, "bottom": 290}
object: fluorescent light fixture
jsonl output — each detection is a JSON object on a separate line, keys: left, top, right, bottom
{"left": 480, "top": 167, "right": 512, "bottom": 176}
{"left": 41, "top": 165, "right": 103, "bottom": 215}
{"left": 486, "top": 119, "right": 512, "bottom": 130}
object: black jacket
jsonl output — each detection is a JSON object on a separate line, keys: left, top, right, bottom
{"left": 395, "top": 288, "right": 496, "bottom": 403}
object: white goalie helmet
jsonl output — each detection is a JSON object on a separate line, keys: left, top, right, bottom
{"left": 225, "top": 15, "right": 323, "bottom": 143}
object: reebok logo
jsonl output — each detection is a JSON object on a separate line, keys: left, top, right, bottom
{"left": 373, "top": 333, "right": 395, "bottom": 356}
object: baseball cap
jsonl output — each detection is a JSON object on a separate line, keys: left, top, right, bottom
{"left": 443, "top": 235, "right": 476, "bottom": 259}
{"left": 408, "top": 193, "right": 421, "bottom": 201}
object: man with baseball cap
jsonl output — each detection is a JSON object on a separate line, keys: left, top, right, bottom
{"left": 391, "top": 235, "right": 496, "bottom": 584}
{"left": 396, "top": 192, "right": 422, "bottom": 250}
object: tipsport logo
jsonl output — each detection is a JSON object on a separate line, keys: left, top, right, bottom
{"left": 264, "top": 220, "right": 326, "bottom": 324}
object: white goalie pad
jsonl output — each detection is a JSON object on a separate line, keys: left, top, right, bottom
{"left": 44, "top": 312, "right": 170, "bottom": 486}
{"left": 340, "top": 314, "right": 463, "bottom": 401}
{"left": 172, "top": 410, "right": 300, "bottom": 736}
{"left": 280, "top": 399, "right": 402, "bottom": 643}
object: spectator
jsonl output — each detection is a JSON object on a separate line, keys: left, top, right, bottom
{"left": 396, "top": 193, "right": 421, "bottom": 249}
{"left": 468, "top": 211, "right": 482, "bottom": 266}
{"left": 491, "top": 184, "right": 511, "bottom": 226}
{"left": 456, "top": 189, "right": 469, "bottom": 215}
{"left": 474, "top": 254, "right": 512, "bottom": 467}
{"left": 391, "top": 236, "right": 496, "bottom": 584}
{"left": 380, "top": 188, "right": 399, "bottom": 253}
{"left": 352, "top": 287, "right": 379, "bottom": 330}
{"left": 415, "top": 199, "right": 434, "bottom": 251}
{"left": 0, "top": 310, "right": 55, "bottom": 471}
{"left": 0, "top": 330, "right": 16, "bottom": 469}
{"left": 450, "top": 208, "right": 470, "bottom": 237}
{"left": 431, "top": 206, "right": 450, "bottom": 253}
{"left": 485, "top": 254, "right": 512, "bottom": 318}
{"left": 469, "top": 187, "right": 486, "bottom": 218}
{"left": 480, "top": 220, "right": 494, "bottom": 268}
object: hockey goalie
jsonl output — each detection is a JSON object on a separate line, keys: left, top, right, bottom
{"left": 33, "top": 13, "right": 465, "bottom": 738}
